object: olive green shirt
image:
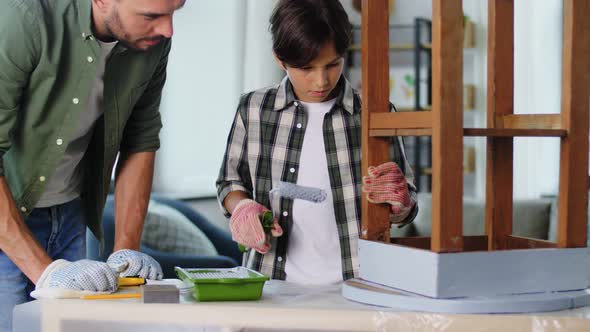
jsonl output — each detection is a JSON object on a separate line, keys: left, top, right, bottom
{"left": 0, "top": 0, "right": 170, "bottom": 240}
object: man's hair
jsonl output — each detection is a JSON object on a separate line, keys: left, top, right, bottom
{"left": 270, "top": 0, "right": 352, "bottom": 68}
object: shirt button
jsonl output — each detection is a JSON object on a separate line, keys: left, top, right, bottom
{"left": 56, "top": 139, "right": 63, "bottom": 146}
{"left": 282, "top": 211, "right": 288, "bottom": 217}
{"left": 20, "top": 207, "right": 27, "bottom": 213}
{"left": 277, "top": 257, "right": 283, "bottom": 262}
{"left": 296, "top": 123, "right": 302, "bottom": 129}
{"left": 289, "top": 168, "right": 296, "bottom": 173}
{"left": 72, "top": 98, "right": 79, "bottom": 105}
{"left": 87, "top": 56, "right": 94, "bottom": 63}
{"left": 39, "top": 176, "right": 46, "bottom": 182}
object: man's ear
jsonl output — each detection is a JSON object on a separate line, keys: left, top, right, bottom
{"left": 92, "top": 0, "right": 111, "bottom": 13}
{"left": 273, "top": 52, "right": 287, "bottom": 71}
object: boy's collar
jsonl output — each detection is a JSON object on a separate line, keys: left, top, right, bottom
{"left": 273, "top": 76, "right": 355, "bottom": 114}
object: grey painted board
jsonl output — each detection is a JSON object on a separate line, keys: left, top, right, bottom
{"left": 359, "top": 240, "right": 590, "bottom": 298}
{"left": 342, "top": 279, "right": 590, "bottom": 314}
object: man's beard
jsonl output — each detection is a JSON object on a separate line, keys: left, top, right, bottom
{"left": 104, "top": 10, "right": 162, "bottom": 51}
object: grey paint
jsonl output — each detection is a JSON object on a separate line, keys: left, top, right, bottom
{"left": 342, "top": 279, "right": 590, "bottom": 314}
{"left": 359, "top": 240, "right": 590, "bottom": 298}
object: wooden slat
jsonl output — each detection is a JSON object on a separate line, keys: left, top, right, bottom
{"left": 371, "top": 128, "right": 566, "bottom": 137}
{"left": 506, "top": 236, "right": 557, "bottom": 249}
{"left": 396, "top": 107, "right": 432, "bottom": 112}
{"left": 557, "top": 0, "right": 590, "bottom": 248}
{"left": 499, "top": 114, "right": 562, "bottom": 130}
{"left": 464, "top": 128, "right": 566, "bottom": 137}
{"left": 370, "top": 129, "right": 432, "bottom": 137}
{"left": 361, "top": 0, "right": 391, "bottom": 242}
{"left": 350, "top": 43, "right": 429, "bottom": 51}
{"left": 430, "top": 0, "right": 463, "bottom": 252}
{"left": 370, "top": 112, "right": 432, "bottom": 130}
{"left": 485, "top": 0, "right": 514, "bottom": 251}
{"left": 391, "top": 236, "right": 488, "bottom": 252}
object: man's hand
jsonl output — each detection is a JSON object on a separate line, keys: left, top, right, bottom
{"left": 229, "top": 199, "right": 282, "bottom": 254}
{"left": 34, "top": 259, "right": 118, "bottom": 292}
{"left": 363, "top": 162, "right": 414, "bottom": 221}
{"left": 107, "top": 249, "right": 163, "bottom": 280}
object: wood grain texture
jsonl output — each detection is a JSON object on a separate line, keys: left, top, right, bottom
{"left": 370, "top": 112, "right": 432, "bottom": 130}
{"left": 557, "top": 0, "right": 590, "bottom": 248}
{"left": 506, "top": 236, "right": 557, "bottom": 249}
{"left": 371, "top": 128, "right": 566, "bottom": 137}
{"left": 361, "top": 0, "right": 391, "bottom": 241}
{"left": 430, "top": 0, "right": 464, "bottom": 252}
{"left": 499, "top": 114, "right": 562, "bottom": 130}
{"left": 391, "top": 235, "right": 488, "bottom": 251}
{"left": 485, "top": 0, "right": 514, "bottom": 250}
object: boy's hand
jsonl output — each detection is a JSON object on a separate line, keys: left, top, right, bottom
{"left": 230, "top": 199, "right": 283, "bottom": 254}
{"left": 362, "top": 162, "right": 414, "bottom": 221}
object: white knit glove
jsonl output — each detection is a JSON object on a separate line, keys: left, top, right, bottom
{"left": 32, "top": 259, "right": 118, "bottom": 298}
{"left": 107, "top": 249, "right": 163, "bottom": 280}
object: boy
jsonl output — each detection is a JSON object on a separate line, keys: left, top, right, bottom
{"left": 216, "top": 0, "right": 417, "bottom": 285}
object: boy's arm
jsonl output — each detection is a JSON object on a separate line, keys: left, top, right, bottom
{"left": 389, "top": 103, "right": 418, "bottom": 224}
{"left": 216, "top": 96, "right": 254, "bottom": 217}
{"left": 389, "top": 136, "right": 419, "bottom": 224}
{"left": 223, "top": 191, "right": 250, "bottom": 215}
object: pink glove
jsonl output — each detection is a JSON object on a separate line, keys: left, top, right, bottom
{"left": 229, "top": 199, "right": 283, "bottom": 254}
{"left": 362, "top": 162, "right": 414, "bottom": 220}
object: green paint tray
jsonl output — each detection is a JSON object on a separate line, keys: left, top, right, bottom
{"left": 175, "top": 266, "right": 269, "bottom": 301}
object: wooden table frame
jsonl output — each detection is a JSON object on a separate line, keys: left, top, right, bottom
{"left": 361, "top": 0, "right": 590, "bottom": 253}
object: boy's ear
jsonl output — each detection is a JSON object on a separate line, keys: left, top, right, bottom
{"left": 273, "top": 53, "right": 287, "bottom": 71}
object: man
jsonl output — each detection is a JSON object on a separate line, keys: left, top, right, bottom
{"left": 0, "top": 0, "right": 185, "bottom": 329}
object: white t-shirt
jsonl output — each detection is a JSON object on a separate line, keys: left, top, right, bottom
{"left": 37, "top": 40, "right": 117, "bottom": 207}
{"left": 285, "top": 98, "right": 343, "bottom": 285}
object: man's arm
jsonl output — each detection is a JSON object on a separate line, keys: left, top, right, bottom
{"left": 112, "top": 151, "right": 155, "bottom": 251}
{"left": 0, "top": 3, "right": 47, "bottom": 283}
{"left": 110, "top": 42, "right": 169, "bottom": 250}
{"left": 0, "top": 178, "right": 51, "bottom": 283}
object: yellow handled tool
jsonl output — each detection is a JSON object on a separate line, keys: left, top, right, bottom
{"left": 117, "top": 277, "right": 146, "bottom": 287}
{"left": 81, "top": 293, "right": 141, "bottom": 300}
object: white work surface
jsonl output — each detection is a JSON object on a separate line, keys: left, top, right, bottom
{"left": 13, "top": 280, "right": 590, "bottom": 332}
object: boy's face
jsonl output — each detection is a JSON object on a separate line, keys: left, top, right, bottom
{"left": 279, "top": 41, "right": 344, "bottom": 103}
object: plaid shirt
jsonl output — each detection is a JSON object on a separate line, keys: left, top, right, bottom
{"left": 216, "top": 76, "right": 417, "bottom": 280}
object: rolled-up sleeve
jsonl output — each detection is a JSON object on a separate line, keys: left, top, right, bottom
{"left": 119, "top": 40, "right": 171, "bottom": 154}
{"left": 0, "top": 3, "right": 39, "bottom": 176}
{"left": 216, "top": 95, "right": 254, "bottom": 217}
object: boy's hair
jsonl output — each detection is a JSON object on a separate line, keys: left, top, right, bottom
{"left": 270, "top": 0, "right": 352, "bottom": 68}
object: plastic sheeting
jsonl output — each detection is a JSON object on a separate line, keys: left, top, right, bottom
{"left": 13, "top": 280, "right": 590, "bottom": 332}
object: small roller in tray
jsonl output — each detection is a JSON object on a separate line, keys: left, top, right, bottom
{"left": 175, "top": 266, "right": 269, "bottom": 301}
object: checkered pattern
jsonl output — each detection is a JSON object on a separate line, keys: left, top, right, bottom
{"left": 107, "top": 249, "right": 163, "bottom": 280}
{"left": 36, "top": 259, "right": 118, "bottom": 292}
{"left": 216, "top": 76, "right": 417, "bottom": 280}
